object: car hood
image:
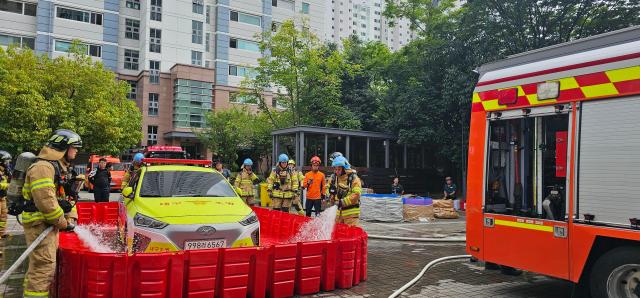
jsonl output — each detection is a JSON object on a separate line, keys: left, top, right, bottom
{"left": 132, "top": 197, "right": 252, "bottom": 224}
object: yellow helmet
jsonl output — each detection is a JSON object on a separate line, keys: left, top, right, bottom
{"left": 288, "top": 159, "right": 295, "bottom": 165}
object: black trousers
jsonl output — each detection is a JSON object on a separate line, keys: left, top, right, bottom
{"left": 94, "top": 187, "right": 110, "bottom": 203}
{"left": 305, "top": 199, "right": 322, "bottom": 217}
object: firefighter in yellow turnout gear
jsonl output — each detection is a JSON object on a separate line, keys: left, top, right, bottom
{"left": 234, "top": 158, "right": 260, "bottom": 206}
{"left": 288, "top": 159, "right": 305, "bottom": 215}
{"left": 326, "top": 156, "right": 362, "bottom": 226}
{"left": 0, "top": 151, "right": 12, "bottom": 240}
{"left": 267, "top": 154, "right": 299, "bottom": 212}
{"left": 22, "top": 129, "right": 80, "bottom": 298}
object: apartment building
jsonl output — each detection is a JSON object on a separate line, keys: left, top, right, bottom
{"left": 324, "top": 0, "right": 416, "bottom": 50}
{"left": 0, "top": 0, "right": 325, "bottom": 159}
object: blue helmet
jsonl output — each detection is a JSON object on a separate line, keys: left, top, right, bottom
{"left": 133, "top": 153, "right": 144, "bottom": 163}
{"left": 243, "top": 158, "right": 253, "bottom": 166}
{"left": 331, "top": 156, "right": 350, "bottom": 169}
{"left": 278, "top": 154, "right": 289, "bottom": 163}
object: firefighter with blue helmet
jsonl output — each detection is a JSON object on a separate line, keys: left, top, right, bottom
{"left": 326, "top": 155, "right": 362, "bottom": 226}
{"left": 121, "top": 152, "right": 144, "bottom": 190}
{"left": 267, "top": 154, "right": 299, "bottom": 212}
{"left": 234, "top": 158, "right": 260, "bottom": 206}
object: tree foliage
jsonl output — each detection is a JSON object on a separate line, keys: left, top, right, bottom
{"left": 0, "top": 45, "right": 142, "bottom": 155}
{"left": 247, "top": 20, "right": 361, "bottom": 129}
{"left": 380, "top": 0, "right": 640, "bottom": 177}
{"left": 197, "top": 108, "right": 283, "bottom": 172}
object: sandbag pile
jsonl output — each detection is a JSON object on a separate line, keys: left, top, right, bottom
{"left": 432, "top": 199, "right": 459, "bottom": 219}
{"left": 402, "top": 197, "right": 434, "bottom": 222}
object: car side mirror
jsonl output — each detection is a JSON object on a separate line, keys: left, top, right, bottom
{"left": 122, "top": 187, "right": 134, "bottom": 199}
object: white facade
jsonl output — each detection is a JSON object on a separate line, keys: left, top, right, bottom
{"left": 324, "top": 0, "right": 416, "bottom": 50}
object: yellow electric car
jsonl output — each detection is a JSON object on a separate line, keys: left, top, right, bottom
{"left": 121, "top": 159, "right": 259, "bottom": 253}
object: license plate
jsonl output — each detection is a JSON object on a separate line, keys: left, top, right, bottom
{"left": 184, "top": 239, "right": 226, "bottom": 250}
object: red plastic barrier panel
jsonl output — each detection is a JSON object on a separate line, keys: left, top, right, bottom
{"left": 58, "top": 204, "right": 368, "bottom": 298}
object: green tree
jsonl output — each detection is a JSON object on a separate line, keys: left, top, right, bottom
{"left": 340, "top": 36, "right": 392, "bottom": 131}
{"left": 0, "top": 45, "right": 142, "bottom": 155}
{"left": 381, "top": 0, "right": 640, "bottom": 181}
{"left": 197, "top": 107, "right": 282, "bottom": 172}
{"left": 246, "top": 20, "right": 361, "bottom": 129}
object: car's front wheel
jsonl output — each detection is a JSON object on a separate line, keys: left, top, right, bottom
{"left": 590, "top": 246, "right": 640, "bottom": 298}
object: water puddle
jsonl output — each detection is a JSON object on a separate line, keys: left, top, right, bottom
{"left": 289, "top": 206, "right": 337, "bottom": 243}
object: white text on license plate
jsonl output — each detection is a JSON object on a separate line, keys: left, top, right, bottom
{"left": 184, "top": 239, "right": 226, "bottom": 250}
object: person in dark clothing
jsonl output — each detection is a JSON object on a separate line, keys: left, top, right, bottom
{"left": 391, "top": 177, "right": 404, "bottom": 195}
{"left": 89, "top": 158, "right": 111, "bottom": 203}
{"left": 443, "top": 176, "right": 457, "bottom": 200}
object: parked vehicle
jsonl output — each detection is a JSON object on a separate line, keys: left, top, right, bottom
{"left": 121, "top": 158, "right": 259, "bottom": 252}
{"left": 466, "top": 26, "right": 640, "bottom": 298}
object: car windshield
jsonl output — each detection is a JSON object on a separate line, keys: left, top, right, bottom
{"left": 139, "top": 170, "right": 237, "bottom": 198}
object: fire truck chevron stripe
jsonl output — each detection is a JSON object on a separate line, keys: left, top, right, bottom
{"left": 494, "top": 219, "right": 554, "bottom": 232}
{"left": 473, "top": 66, "right": 640, "bottom": 111}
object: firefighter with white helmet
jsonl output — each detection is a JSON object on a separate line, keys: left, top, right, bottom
{"left": 234, "top": 158, "right": 260, "bottom": 206}
{"left": 326, "top": 155, "right": 362, "bottom": 226}
{"left": 266, "top": 154, "right": 299, "bottom": 212}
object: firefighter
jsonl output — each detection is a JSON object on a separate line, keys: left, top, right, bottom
{"left": 288, "top": 159, "right": 305, "bottom": 215}
{"left": 121, "top": 153, "right": 144, "bottom": 190}
{"left": 23, "top": 129, "right": 79, "bottom": 298}
{"left": 267, "top": 154, "right": 299, "bottom": 212}
{"left": 234, "top": 158, "right": 260, "bottom": 206}
{"left": 0, "top": 151, "right": 11, "bottom": 239}
{"left": 326, "top": 156, "right": 362, "bottom": 226}
{"left": 302, "top": 156, "right": 326, "bottom": 217}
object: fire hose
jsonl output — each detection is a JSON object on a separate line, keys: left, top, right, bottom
{"left": 0, "top": 226, "right": 54, "bottom": 285}
{"left": 388, "top": 254, "right": 472, "bottom": 298}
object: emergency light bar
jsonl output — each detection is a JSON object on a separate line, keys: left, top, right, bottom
{"left": 142, "top": 158, "right": 212, "bottom": 166}
{"left": 145, "top": 146, "right": 183, "bottom": 152}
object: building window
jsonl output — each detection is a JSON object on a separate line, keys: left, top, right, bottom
{"left": 205, "top": 33, "right": 210, "bottom": 52}
{"left": 148, "top": 93, "right": 159, "bottom": 116}
{"left": 0, "top": 0, "right": 36, "bottom": 16}
{"left": 205, "top": 5, "right": 210, "bottom": 23}
{"left": 149, "top": 60, "right": 160, "bottom": 84}
{"left": 0, "top": 34, "right": 34, "bottom": 49}
{"left": 147, "top": 126, "right": 158, "bottom": 145}
{"left": 54, "top": 40, "right": 101, "bottom": 57}
{"left": 205, "top": 60, "right": 211, "bottom": 68}
{"left": 56, "top": 7, "right": 102, "bottom": 25}
{"left": 173, "top": 79, "right": 213, "bottom": 128}
{"left": 302, "top": 2, "right": 310, "bottom": 14}
{"left": 272, "top": 0, "right": 294, "bottom": 10}
{"left": 229, "top": 11, "right": 261, "bottom": 26}
{"left": 124, "top": 49, "right": 139, "bottom": 70}
{"left": 228, "top": 65, "right": 256, "bottom": 78}
{"left": 192, "top": 20, "right": 203, "bottom": 44}
{"left": 229, "top": 38, "right": 259, "bottom": 52}
{"left": 149, "top": 28, "right": 161, "bottom": 53}
{"left": 125, "top": 19, "right": 140, "bottom": 40}
{"left": 126, "top": 0, "right": 140, "bottom": 10}
{"left": 191, "top": 51, "right": 202, "bottom": 66}
{"left": 230, "top": 93, "right": 259, "bottom": 104}
{"left": 192, "top": 0, "right": 203, "bottom": 14}
{"left": 126, "top": 80, "right": 137, "bottom": 99}
{"left": 151, "top": 0, "right": 162, "bottom": 21}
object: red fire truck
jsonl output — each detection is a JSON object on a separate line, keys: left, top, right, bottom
{"left": 466, "top": 26, "right": 640, "bottom": 298}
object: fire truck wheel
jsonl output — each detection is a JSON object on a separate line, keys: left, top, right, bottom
{"left": 590, "top": 246, "right": 640, "bottom": 298}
